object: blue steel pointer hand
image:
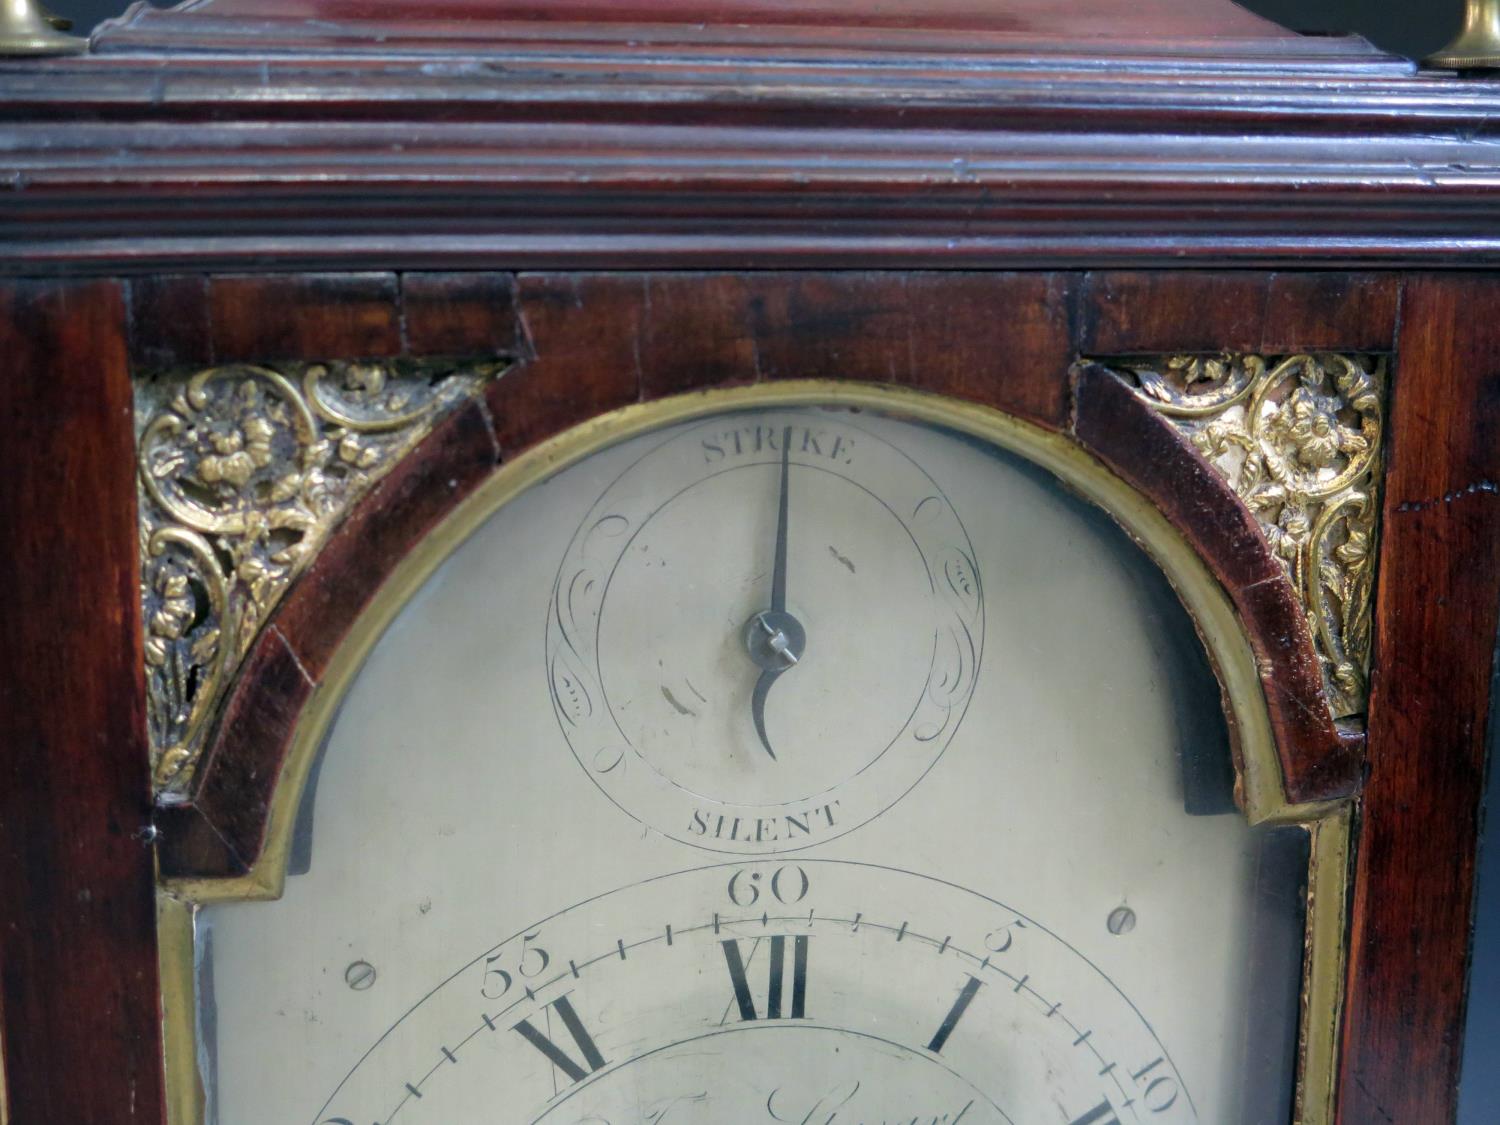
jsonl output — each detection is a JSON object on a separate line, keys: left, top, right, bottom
{"left": 744, "top": 426, "right": 805, "bottom": 760}
{"left": 751, "top": 665, "right": 782, "bottom": 760}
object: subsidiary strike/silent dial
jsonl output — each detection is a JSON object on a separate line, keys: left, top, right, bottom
{"left": 546, "top": 409, "right": 984, "bottom": 854}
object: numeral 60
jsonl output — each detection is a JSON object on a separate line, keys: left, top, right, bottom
{"left": 727, "top": 865, "right": 810, "bottom": 907}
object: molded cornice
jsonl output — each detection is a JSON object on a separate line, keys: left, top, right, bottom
{"left": 4, "top": 7, "right": 1500, "bottom": 272}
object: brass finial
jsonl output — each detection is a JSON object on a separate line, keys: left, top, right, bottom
{"left": 0, "top": 0, "right": 86, "bottom": 57}
{"left": 1426, "top": 0, "right": 1500, "bottom": 70}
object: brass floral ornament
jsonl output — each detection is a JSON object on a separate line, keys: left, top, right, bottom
{"left": 1111, "top": 352, "right": 1384, "bottom": 724}
{"left": 137, "top": 357, "right": 507, "bottom": 792}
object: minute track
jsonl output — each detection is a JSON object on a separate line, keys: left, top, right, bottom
{"left": 313, "top": 861, "right": 1195, "bottom": 1125}
{"left": 371, "top": 913, "right": 1156, "bottom": 1124}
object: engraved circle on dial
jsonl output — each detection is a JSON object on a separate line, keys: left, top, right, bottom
{"left": 545, "top": 408, "right": 984, "bottom": 854}
{"left": 312, "top": 860, "right": 1196, "bottom": 1125}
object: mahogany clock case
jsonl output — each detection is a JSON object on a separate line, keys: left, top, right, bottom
{"left": 4, "top": 267, "right": 1493, "bottom": 1125}
{"left": 4, "top": 2, "right": 1500, "bottom": 1124}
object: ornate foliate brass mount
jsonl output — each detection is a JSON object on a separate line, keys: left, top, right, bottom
{"left": 137, "top": 357, "right": 507, "bottom": 794}
{"left": 1104, "top": 352, "right": 1384, "bottom": 725}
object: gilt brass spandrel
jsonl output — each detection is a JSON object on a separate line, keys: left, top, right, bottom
{"left": 1102, "top": 352, "right": 1385, "bottom": 727}
{"left": 135, "top": 356, "right": 508, "bottom": 794}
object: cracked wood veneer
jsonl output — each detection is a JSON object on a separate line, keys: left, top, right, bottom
{"left": 1337, "top": 275, "right": 1500, "bottom": 1125}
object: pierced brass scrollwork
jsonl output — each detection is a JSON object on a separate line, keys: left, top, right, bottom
{"left": 137, "top": 357, "right": 506, "bottom": 793}
{"left": 1110, "top": 352, "right": 1384, "bottom": 724}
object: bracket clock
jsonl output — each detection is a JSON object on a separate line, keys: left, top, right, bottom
{"left": 3, "top": 1, "right": 1500, "bottom": 1123}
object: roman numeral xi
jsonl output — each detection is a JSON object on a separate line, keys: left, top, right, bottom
{"left": 511, "top": 995, "right": 607, "bottom": 1085}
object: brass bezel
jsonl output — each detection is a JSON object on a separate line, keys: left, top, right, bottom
{"left": 157, "top": 379, "right": 1350, "bottom": 1125}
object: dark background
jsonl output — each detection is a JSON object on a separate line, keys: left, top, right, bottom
{"left": 1243, "top": 0, "right": 1461, "bottom": 57}
{"left": 29, "top": 0, "right": 1500, "bottom": 1122}
{"left": 45, "top": 0, "right": 1469, "bottom": 57}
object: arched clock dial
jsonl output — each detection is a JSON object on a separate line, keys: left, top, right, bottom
{"left": 547, "top": 411, "right": 983, "bottom": 853}
{"left": 192, "top": 393, "right": 1310, "bottom": 1125}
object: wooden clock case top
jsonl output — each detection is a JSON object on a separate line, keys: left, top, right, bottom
{"left": 2, "top": 2, "right": 1500, "bottom": 1123}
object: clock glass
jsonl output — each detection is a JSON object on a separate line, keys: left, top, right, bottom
{"left": 185, "top": 394, "right": 1316, "bottom": 1125}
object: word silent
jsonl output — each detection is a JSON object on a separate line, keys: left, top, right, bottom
{"left": 687, "top": 802, "right": 841, "bottom": 844}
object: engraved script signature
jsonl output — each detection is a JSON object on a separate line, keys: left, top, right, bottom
{"left": 768, "top": 1081, "right": 974, "bottom": 1125}
{"left": 570, "top": 1091, "right": 710, "bottom": 1124}
{"left": 571, "top": 1081, "right": 975, "bottom": 1125}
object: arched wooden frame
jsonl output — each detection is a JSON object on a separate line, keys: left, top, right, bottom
{"left": 149, "top": 272, "right": 1365, "bottom": 1124}
{"left": 153, "top": 331, "right": 1360, "bottom": 888}
{"left": 158, "top": 370, "right": 1352, "bottom": 882}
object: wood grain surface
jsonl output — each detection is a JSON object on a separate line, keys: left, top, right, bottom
{"left": 1337, "top": 274, "right": 1500, "bottom": 1125}
{"left": 0, "top": 280, "right": 166, "bottom": 1123}
{"left": 14, "top": 4, "right": 1500, "bottom": 275}
{"left": 132, "top": 0, "right": 1292, "bottom": 39}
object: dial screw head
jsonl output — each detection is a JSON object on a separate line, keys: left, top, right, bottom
{"left": 1106, "top": 906, "right": 1137, "bottom": 935}
{"left": 743, "top": 609, "right": 807, "bottom": 671}
{"left": 345, "top": 960, "right": 377, "bottom": 990}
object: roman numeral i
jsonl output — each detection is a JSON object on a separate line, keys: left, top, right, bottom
{"left": 1068, "top": 1100, "right": 1121, "bottom": 1125}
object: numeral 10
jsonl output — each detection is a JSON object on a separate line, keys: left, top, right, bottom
{"left": 1069, "top": 1057, "right": 1181, "bottom": 1123}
